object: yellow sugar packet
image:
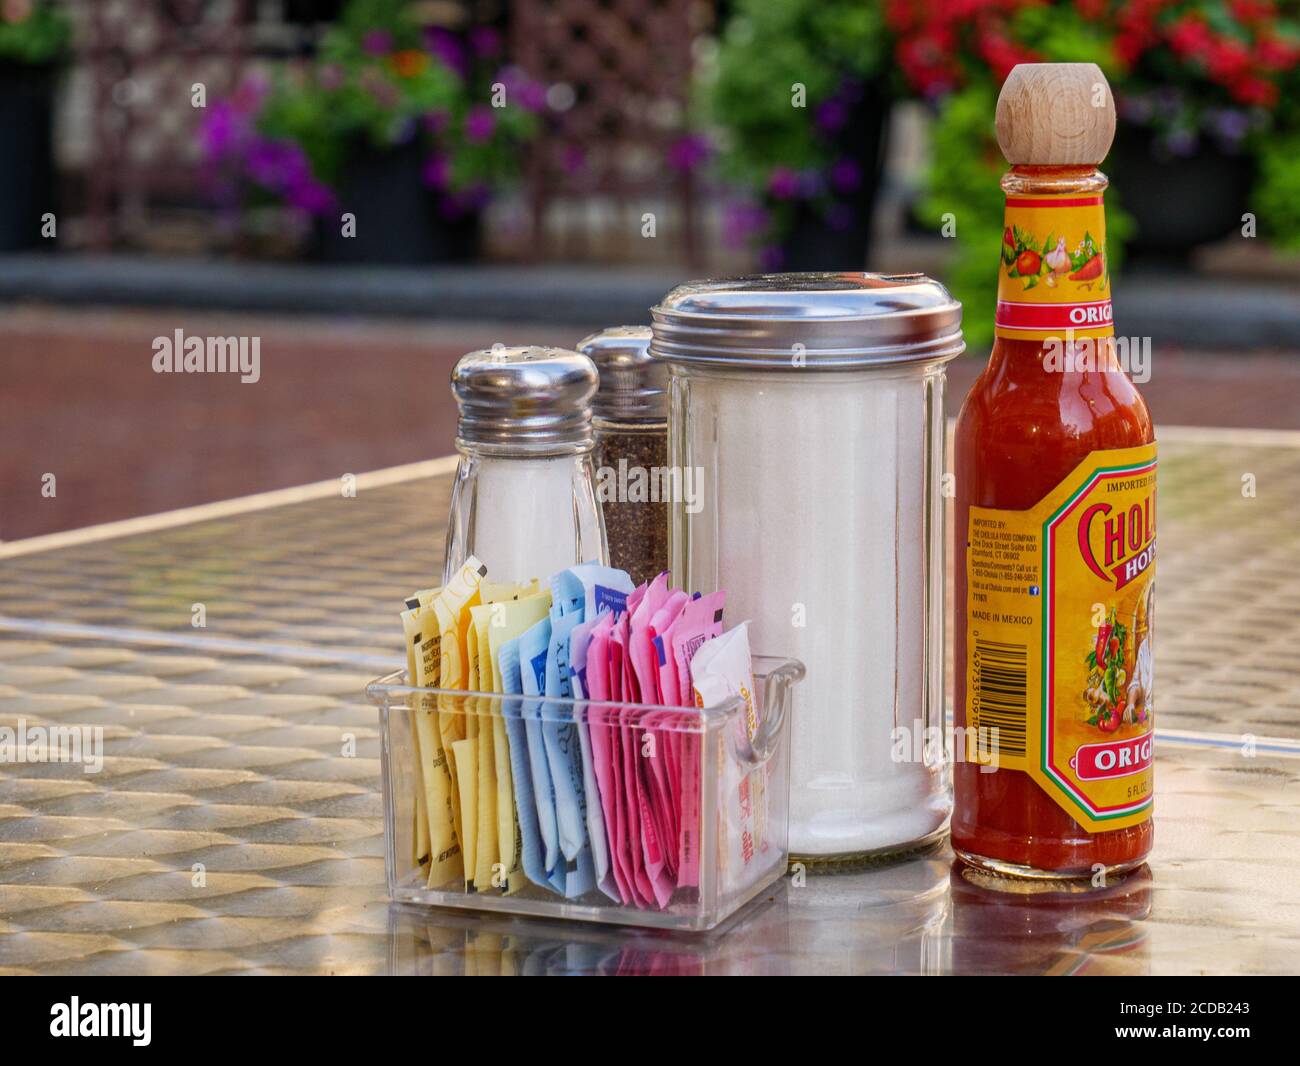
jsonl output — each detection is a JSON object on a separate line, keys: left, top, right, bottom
{"left": 466, "top": 607, "right": 500, "bottom": 891}
{"left": 433, "top": 557, "right": 487, "bottom": 887}
{"left": 431, "top": 557, "right": 487, "bottom": 877}
{"left": 486, "top": 589, "right": 553, "bottom": 897}
{"left": 402, "top": 596, "right": 432, "bottom": 870}
{"left": 400, "top": 591, "right": 464, "bottom": 888}
{"left": 460, "top": 611, "right": 493, "bottom": 889}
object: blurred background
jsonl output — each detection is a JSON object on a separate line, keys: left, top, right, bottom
{"left": 1, "top": 0, "right": 1297, "bottom": 541}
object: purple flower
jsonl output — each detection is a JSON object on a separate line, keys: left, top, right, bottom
{"left": 561, "top": 144, "right": 586, "bottom": 175}
{"left": 1207, "top": 108, "right": 1249, "bottom": 147}
{"left": 767, "top": 166, "right": 800, "bottom": 200}
{"left": 666, "top": 133, "right": 713, "bottom": 172}
{"left": 464, "top": 105, "right": 496, "bottom": 144}
{"left": 425, "top": 28, "right": 468, "bottom": 78}
{"left": 287, "top": 179, "right": 335, "bottom": 215}
{"left": 721, "top": 200, "right": 768, "bottom": 250}
{"left": 362, "top": 29, "right": 394, "bottom": 56}
{"left": 815, "top": 98, "right": 849, "bottom": 135}
{"left": 828, "top": 158, "right": 861, "bottom": 194}
{"left": 496, "top": 66, "right": 546, "bottom": 112}
{"left": 422, "top": 153, "right": 451, "bottom": 189}
{"left": 199, "top": 100, "right": 248, "bottom": 160}
{"left": 798, "top": 169, "right": 824, "bottom": 197}
{"left": 1160, "top": 128, "right": 1199, "bottom": 157}
{"left": 469, "top": 26, "right": 501, "bottom": 58}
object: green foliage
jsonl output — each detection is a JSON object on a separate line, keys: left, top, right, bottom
{"left": 701, "top": 0, "right": 889, "bottom": 198}
{"left": 1253, "top": 133, "right": 1300, "bottom": 251}
{"left": 0, "top": 2, "right": 71, "bottom": 66}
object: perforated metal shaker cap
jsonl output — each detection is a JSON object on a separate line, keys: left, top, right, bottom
{"left": 650, "top": 272, "right": 965, "bottom": 369}
{"left": 451, "top": 345, "right": 598, "bottom": 452}
{"left": 576, "top": 326, "right": 667, "bottom": 423}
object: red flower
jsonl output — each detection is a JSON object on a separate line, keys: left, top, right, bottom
{"left": 1204, "top": 37, "right": 1253, "bottom": 84}
{"left": 1168, "top": 16, "right": 1213, "bottom": 58}
{"left": 1229, "top": 0, "right": 1275, "bottom": 23}
{"left": 1230, "top": 75, "right": 1278, "bottom": 107}
{"left": 1255, "top": 36, "right": 1298, "bottom": 71}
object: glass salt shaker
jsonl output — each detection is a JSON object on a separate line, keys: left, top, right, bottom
{"left": 444, "top": 345, "right": 606, "bottom": 586}
{"left": 578, "top": 326, "right": 669, "bottom": 587}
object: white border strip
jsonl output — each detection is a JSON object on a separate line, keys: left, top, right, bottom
{"left": 0, "top": 454, "right": 459, "bottom": 559}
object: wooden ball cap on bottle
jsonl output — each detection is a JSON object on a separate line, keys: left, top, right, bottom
{"left": 995, "top": 62, "right": 1116, "bottom": 166}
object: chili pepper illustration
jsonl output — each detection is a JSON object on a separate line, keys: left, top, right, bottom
{"left": 1095, "top": 620, "right": 1113, "bottom": 664}
{"left": 1069, "top": 254, "right": 1103, "bottom": 281}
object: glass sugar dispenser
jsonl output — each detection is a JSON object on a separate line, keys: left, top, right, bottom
{"left": 578, "top": 326, "right": 669, "bottom": 587}
{"left": 444, "top": 345, "right": 607, "bottom": 586}
{"left": 652, "top": 273, "right": 964, "bottom": 868}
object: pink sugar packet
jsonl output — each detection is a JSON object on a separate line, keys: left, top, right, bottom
{"left": 649, "top": 590, "right": 690, "bottom": 852}
{"left": 629, "top": 574, "right": 678, "bottom": 897}
{"left": 611, "top": 608, "right": 655, "bottom": 907}
{"left": 653, "top": 593, "right": 690, "bottom": 708}
{"left": 584, "top": 612, "right": 632, "bottom": 905}
{"left": 668, "top": 591, "right": 726, "bottom": 889}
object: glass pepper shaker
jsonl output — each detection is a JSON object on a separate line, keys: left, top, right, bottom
{"left": 444, "top": 345, "right": 606, "bottom": 586}
{"left": 577, "top": 326, "right": 669, "bottom": 586}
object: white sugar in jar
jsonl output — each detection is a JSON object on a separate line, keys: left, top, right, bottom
{"left": 653, "top": 274, "right": 963, "bottom": 866}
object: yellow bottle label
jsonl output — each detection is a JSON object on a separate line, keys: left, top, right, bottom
{"left": 966, "top": 444, "right": 1156, "bottom": 832}
{"left": 996, "top": 193, "right": 1113, "bottom": 341}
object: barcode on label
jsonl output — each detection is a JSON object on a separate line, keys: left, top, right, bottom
{"left": 972, "top": 637, "right": 1028, "bottom": 758}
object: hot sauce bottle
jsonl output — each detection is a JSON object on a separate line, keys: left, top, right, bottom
{"left": 953, "top": 64, "right": 1155, "bottom": 879}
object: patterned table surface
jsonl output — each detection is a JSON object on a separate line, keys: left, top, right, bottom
{"left": 2, "top": 431, "right": 1299, "bottom": 975}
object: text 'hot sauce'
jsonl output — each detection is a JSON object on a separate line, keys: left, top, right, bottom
{"left": 953, "top": 63, "right": 1155, "bottom": 879}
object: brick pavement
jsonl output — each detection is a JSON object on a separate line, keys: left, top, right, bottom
{"left": 2, "top": 306, "right": 1297, "bottom": 542}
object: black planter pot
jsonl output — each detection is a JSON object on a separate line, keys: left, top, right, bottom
{"left": 0, "top": 63, "right": 57, "bottom": 252}
{"left": 777, "top": 85, "right": 890, "bottom": 272}
{"left": 1106, "top": 122, "right": 1252, "bottom": 266}
{"left": 315, "top": 140, "right": 482, "bottom": 265}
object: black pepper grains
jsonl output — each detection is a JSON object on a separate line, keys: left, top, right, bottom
{"left": 594, "top": 421, "right": 669, "bottom": 586}
{"left": 578, "top": 326, "right": 669, "bottom": 585}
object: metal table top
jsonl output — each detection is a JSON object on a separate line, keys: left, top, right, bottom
{"left": 2, "top": 430, "right": 1299, "bottom": 975}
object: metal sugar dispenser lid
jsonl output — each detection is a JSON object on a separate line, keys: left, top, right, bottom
{"left": 650, "top": 273, "right": 965, "bottom": 369}
{"left": 577, "top": 326, "right": 668, "bottom": 423}
{"left": 451, "top": 345, "right": 599, "bottom": 454}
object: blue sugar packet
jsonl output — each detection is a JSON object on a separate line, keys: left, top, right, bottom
{"left": 519, "top": 615, "right": 564, "bottom": 890}
{"left": 545, "top": 610, "right": 589, "bottom": 861}
{"left": 567, "top": 563, "right": 635, "bottom": 621}
{"left": 566, "top": 613, "right": 618, "bottom": 901}
{"left": 550, "top": 567, "right": 588, "bottom": 619}
{"left": 497, "top": 636, "right": 554, "bottom": 895}
{"left": 541, "top": 607, "right": 598, "bottom": 899}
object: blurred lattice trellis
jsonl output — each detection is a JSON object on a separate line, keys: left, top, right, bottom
{"left": 54, "top": 0, "right": 711, "bottom": 261}
{"left": 61, "top": 0, "right": 260, "bottom": 250}
{"left": 511, "top": 0, "right": 711, "bottom": 265}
